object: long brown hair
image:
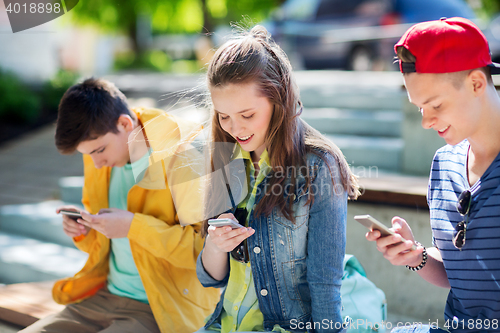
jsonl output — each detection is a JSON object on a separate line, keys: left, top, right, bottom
{"left": 203, "top": 25, "right": 359, "bottom": 235}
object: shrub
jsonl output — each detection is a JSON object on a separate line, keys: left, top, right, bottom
{"left": 0, "top": 70, "right": 41, "bottom": 124}
{"left": 42, "top": 70, "right": 79, "bottom": 111}
{"left": 114, "top": 50, "right": 181, "bottom": 72}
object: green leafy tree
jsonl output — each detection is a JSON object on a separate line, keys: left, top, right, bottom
{"left": 468, "top": 0, "right": 500, "bottom": 19}
{"left": 68, "top": 0, "right": 284, "bottom": 57}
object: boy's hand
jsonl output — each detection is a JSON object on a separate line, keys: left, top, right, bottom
{"left": 56, "top": 206, "right": 90, "bottom": 238}
{"left": 79, "top": 208, "right": 134, "bottom": 239}
{"left": 366, "top": 216, "right": 424, "bottom": 267}
{"left": 206, "top": 213, "right": 255, "bottom": 253}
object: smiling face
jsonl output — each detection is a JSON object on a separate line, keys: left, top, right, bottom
{"left": 76, "top": 115, "right": 133, "bottom": 169}
{"left": 211, "top": 81, "right": 274, "bottom": 161}
{"left": 403, "top": 72, "right": 482, "bottom": 146}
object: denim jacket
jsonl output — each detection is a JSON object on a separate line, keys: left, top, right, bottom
{"left": 197, "top": 150, "right": 347, "bottom": 332}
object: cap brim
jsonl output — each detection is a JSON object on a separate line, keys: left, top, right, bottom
{"left": 488, "top": 62, "right": 500, "bottom": 74}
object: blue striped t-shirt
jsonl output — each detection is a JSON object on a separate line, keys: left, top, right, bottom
{"left": 428, "top": 140, "right": 500, "bottom": 330}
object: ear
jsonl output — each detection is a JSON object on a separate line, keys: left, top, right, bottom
{"left": 468, "top": 69, "right": 488, "bottom": 96}
{"left": 116, "top": 114, "right": 134, "bottom": 132}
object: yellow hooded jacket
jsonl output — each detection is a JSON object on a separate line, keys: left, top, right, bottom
{"left": 52, "top": 107, "right": 219, "bottom": 333}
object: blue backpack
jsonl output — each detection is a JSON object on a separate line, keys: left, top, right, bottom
{"left": 341, "top": 255, "right": 387, "bottom": 333}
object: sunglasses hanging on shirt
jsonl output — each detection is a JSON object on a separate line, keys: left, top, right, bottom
{"left": 453, "top": 189, "right": 471, "bottom": 250}
{"left": 219, "top": 156, "right": 251, "bottom": 264}
{"left": 230, "top": 207, "right": 250, "bottom": 263}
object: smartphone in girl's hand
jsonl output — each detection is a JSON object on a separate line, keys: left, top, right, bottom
{"left": 208, "top": 218, "right": 242, "bottom": 229}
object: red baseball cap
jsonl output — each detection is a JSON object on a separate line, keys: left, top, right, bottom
{"left": 395, "top": 17, "right": 500, "bottom": 74}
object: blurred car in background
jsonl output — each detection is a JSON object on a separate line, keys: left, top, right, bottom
{"left": 483, "top": 13, "right": 500, "bottom": 64}
{"left": 264, "top": 0, "right": 476, "bottom": 70}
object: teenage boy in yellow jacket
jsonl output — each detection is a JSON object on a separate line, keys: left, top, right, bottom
{"left": 20, "top": 78, "right": 219, "bottom": 333}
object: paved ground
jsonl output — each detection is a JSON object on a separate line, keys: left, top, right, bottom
{"left": 0, "top": 124, "right": 83, "bottom": 206}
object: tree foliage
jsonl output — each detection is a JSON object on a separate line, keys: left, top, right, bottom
{"left": 468, "top": 0, "right": 500, "bottom": 19}
{"left": 68, "top": 0, "right": 283, "bottom": 54}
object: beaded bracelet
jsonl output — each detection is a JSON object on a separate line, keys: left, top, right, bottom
{"left": 406, "top": 241, "right": 427, "bottom": 272}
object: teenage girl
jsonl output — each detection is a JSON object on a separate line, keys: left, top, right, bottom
{"left": 196, "top": 25, "right": 359, "bottom": 333}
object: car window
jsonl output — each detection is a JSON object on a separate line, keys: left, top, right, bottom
{"left": 282, "top": 0, "right": 321, "bottom": 20}
{"left": 394, "top": 0, "right": 475, "bottom": 22}
{"left": 316, "top": 0, "right": 388, "bottom": 18}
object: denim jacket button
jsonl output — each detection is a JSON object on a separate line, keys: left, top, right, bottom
{"left": 260, "top": 289, "right": 268, "bottom": 296}
{"left": 253, "top": 247, "right": 261, "bottom": 254}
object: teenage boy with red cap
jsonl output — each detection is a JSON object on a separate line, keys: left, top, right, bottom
{"left": 367, "top": 17, "right": 500, "bottom": 332}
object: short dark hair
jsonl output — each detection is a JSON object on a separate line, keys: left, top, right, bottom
{"left": 396, "top": 45, "right": 416, "bottom": 64}
{"left": 55, "top": 78, "right": 133, "bottom": 154}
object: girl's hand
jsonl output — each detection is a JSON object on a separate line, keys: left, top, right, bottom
{"left": 206, "top": 213, "right": 255, "bottom": 253}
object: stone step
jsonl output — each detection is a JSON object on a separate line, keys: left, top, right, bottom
{"left": 326, "top": 134, "right": 403, "bottom": 171}
{"left": 297, "top": 70, "right": 405, "bottom": 110}
{"left": 301, "top": 87, "right": 405, "bottom": 110}
{"left": 302, "top": 108, "right": 402, "bottom": 137}
{"left": 106, "top": 71, "right": 406, "bottom": 111}
{"left": 0, "top": 201, "right": 79, "bottom": 248}
{"left": 58, "top": 177, "right": 84, "bottom": 204}
{"left": 0, "top": 232, "right": 87, "bottom": 284}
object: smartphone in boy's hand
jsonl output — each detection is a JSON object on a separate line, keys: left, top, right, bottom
{"left": 355, "top": 214, "right": 416, "bottom": 250}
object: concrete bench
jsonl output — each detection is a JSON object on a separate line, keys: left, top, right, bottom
{"left": 0, "top": 281, "right": 63, "bottom": 328}
{"left": 357, "top": 172, "right": 429, "bottom": 209}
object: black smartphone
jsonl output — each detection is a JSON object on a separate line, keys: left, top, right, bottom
{"left": 59, "top": 209, "right": 82, "bottom": 220}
